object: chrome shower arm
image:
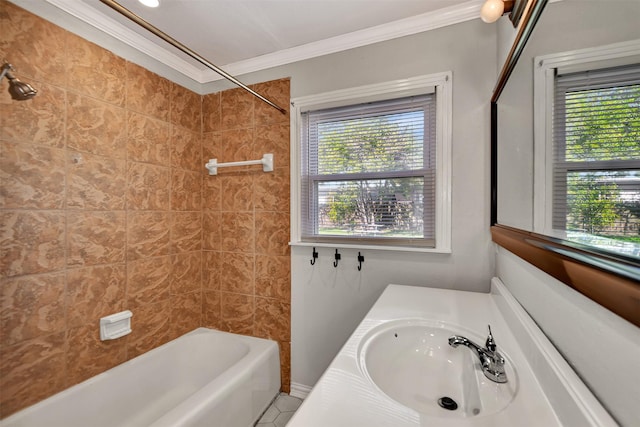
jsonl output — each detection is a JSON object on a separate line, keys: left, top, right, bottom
{"left": 98, "top": 0, "right": 287, "bottom": 114}
{"left": 0, "top": 63, "right": 17, "bottom": 82}
{"left": 0, "top": 63, "right": 11, "bottom": 81}
{"left": 1, "top": 62, "right": 38, "bottom": 100}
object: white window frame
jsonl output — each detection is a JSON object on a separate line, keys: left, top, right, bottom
{"left": 533, "top": 39, "right": 640, "bottom": 236}
{"left": 290, "top": 73, "right": 452, "bottom": 253}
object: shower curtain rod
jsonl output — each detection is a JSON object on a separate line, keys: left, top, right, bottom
{"left": 99, "top": 0, "right": 287, "bottom": 114}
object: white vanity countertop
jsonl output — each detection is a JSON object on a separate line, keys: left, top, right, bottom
{"left": 287, "top": 282, "right": 617, "bottom": 427}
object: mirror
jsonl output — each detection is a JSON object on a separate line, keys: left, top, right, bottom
{"left": 492, "top": 0, "right": 640, "bottom": 326}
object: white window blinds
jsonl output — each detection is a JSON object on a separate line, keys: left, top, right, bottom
{"left": 552, "top": 64, "right": 640, "bottom": 238}
{"left": 300, "top": 93, "right": 437, "bottom": 246}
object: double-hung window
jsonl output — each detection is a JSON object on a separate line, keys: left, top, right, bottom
{"left": 291, "top": 74, "right": 452, "bottom": 251}
{"left": 535, "top": 47, "right": 640, "bottom": 258}
{"left": 553, "top": 65, "right": 640, "bottom": 239}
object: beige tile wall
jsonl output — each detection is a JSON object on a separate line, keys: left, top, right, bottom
{"left": 0, "top": 0, "right": 290, "bottom": 418}
{"left": 201, "top": 80, "right": 292, "bottom": 393}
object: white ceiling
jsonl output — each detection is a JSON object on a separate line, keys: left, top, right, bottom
{"left": 15, "top": 0, "right": 486, "bottom": 84}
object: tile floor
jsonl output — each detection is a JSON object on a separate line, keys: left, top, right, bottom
{"left": 256, "top": 393, "right": 303, "bottom": 427}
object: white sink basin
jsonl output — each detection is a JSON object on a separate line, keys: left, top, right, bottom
{"left": 288, "top": 284, "right": 616, "bottom": 427}
{"left": 358, "top": 319, "right": 517, "bottom": 418}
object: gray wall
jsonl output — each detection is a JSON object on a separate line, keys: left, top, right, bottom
{"left": 222, "top": 19, "right": 497, "bottom": 389}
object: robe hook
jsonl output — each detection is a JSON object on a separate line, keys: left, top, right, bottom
{"left": 357, "top": 252, "right": 365, "bottom": 271}
{"left": 333, "top": 249, "right": 341, "bottom": 267}
{"left": 310, "top": 247, "right": 318, "bottom": 265}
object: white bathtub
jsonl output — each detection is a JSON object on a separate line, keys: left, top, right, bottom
{"left": 1, "top": 328, "right": 281, "bottom": 427}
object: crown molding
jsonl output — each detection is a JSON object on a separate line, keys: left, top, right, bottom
{"left": 218, "top": 0, "right": 484, "bottom": 80}
{"left": 44, "top": 0, "right": 207, "bottom": 82}
{"left": 38, "top": 0, "right": 483, "bottom": 86}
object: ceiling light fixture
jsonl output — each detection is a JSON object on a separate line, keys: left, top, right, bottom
{"left": 481, "top": 0, "right": 526, "bottom": 27}
{"left": 138, "top": 0, "right": 159, "bottom": 7}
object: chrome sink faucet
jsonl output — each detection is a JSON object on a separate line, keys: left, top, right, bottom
{"left": 448, "top": 325, "right": 508, "bottom": 383}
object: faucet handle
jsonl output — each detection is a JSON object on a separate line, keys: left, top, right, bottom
{"left": 485, "top": 325, "right": 496, "bottom": 352}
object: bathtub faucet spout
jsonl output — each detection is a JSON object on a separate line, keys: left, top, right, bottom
{"left": 448, "top": 325, "right": 507, "bottom": 383}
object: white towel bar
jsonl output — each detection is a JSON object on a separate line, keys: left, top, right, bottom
{"left": 205, "top": 153, "right": 273, "bottom": 175}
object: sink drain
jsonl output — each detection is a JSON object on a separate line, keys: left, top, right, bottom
{"left": 437, "top": 396, "right": 458, "bottom": 411}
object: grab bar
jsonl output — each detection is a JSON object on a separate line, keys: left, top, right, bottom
{"left": 205, "top": 153, "right": 274, "bottom": 175}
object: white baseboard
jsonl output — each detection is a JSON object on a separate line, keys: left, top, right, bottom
{"left": 289, "top": 382, "right": 312, "bottom": 400}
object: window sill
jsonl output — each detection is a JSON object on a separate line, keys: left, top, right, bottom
{"left": 289, "top": 241, "right": 451, "bottom": 254}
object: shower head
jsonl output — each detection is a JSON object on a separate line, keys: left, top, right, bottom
{"left": 0, "top": 63, "right": 38, "bottom": 100}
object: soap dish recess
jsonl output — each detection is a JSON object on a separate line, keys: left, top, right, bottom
{"left": 100, "top": 310, "right": 132, "bottom": 341}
